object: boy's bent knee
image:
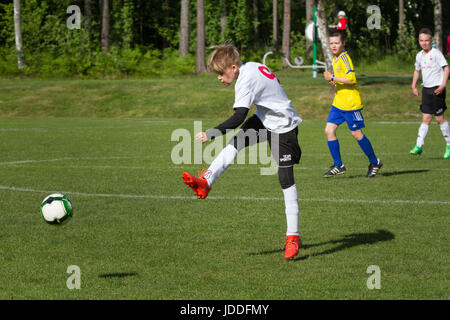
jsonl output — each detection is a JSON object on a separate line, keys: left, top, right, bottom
{"left": 278, "top": 166, "right": 295, "bottom": 189}
{"left": 351, "top": 129, "right": 363, "bottom": 140}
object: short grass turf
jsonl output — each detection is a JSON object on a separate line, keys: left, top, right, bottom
{"left": 0, "top": 117, "right": 448, "bottom": 299}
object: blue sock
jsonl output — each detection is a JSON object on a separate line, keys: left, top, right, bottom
{"left": 358, "top": 135, "right": 378, "bottom": 164}
{"left": 327, "top": 140, "right": 343, "bottom": 167}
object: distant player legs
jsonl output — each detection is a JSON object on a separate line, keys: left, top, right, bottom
{"left": 416, "top": 113, "right": 449, "bottom": 148}
{"left": 325, "top": 122, "right": 343, "bottom": 167}
{"left": 325, "top": 122, "right": 378, "bottom": 166}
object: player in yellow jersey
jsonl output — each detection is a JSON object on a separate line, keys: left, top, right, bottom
{"left": 322, "top": 31, "right": 383, "bottom": 178}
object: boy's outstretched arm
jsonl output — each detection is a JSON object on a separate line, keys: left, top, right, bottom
{"left": 195, "top": 107, "right": 249, "bottom": 143}
{"left": 411, "top": 70, "right": 421, "bottom": 96}
{"left": 434, "top": 66, "right": 449, "bottom": 95}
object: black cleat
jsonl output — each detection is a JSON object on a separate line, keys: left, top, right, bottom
{"left": 323, "top": 165, "right": 347, "bottom": 177}
{"left": 366, "top": 159, "right": 383, "bottom": 178}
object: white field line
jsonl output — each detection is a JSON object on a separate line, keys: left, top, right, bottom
{"left": 0, "top": 121, "right": 171, "bottom": 131}
{"left": 0, "top": 156, "right": 147, "bottom": 166}
{"left": 372, "top": 121, "right": 447, "bottom": 125}
{"left": 2, "top": 163, "right": 449, "bottom": 172}
{"left": 0, "top": 128, "right": 48, "bottom": 132}
{"left": 0, "top": 185, "right": 448, "bottom": 205}
{"left": 373, "top": 121, "right": 420, "bottom": 125}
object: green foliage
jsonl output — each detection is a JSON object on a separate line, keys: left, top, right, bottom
{"left": 0, "top": 0, "right": 448, "bottom": 78}
{"left": 347, "top": 22, "right": 393, "bottom": 61}
{"left": 111, "top": 0, "right": 135, "bottom": 49}
{"left": 204, "top": 0, "right": 222, "bottom": 46}
{"left": 30, "top": 14, "right": 94, "bottom": 77}
{"left": 160, "top": 49, "right": 196, "bottom": 75}
{"left": 154, "top": 1, "right": 179, "bottom": 48}
{"left": 21, "top": 0, "right": 48, "bottom": 50}
{"left": 394, "top": 21, "right": 418, "bottom": 63}
{"left": 0, "top": 2, "right": 14, "bottom": 47}
{"left": 290, "top": 32, "right": 308, "bottom": 64}
{"left": 0, "top": 47, "right": 18, "bottom": 76}
{"left": 229, "top": 0, "right": 252, "bottom": 52}
{"left": 128, "top": 48, "right": 196, "bottom": 77}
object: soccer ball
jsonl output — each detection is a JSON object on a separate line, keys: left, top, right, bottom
{"left": 40, "top": 194, "right": 73, "bottom": 225}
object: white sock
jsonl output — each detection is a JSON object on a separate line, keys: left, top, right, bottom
{"left": 440, "top": 121, "right": 450, "bottom": 145}
{"left": 416, "top": 123, "right": 429, "bottom": 148}
{"left": 205, "top": 144, "right": 238, "bottom": 187}
{"left": 282, "top": 184, "right": 299, "bottom": 236}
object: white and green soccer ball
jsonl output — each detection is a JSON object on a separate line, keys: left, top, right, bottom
{"left": 40, "top": 194, "right": 73, "bottom": 225}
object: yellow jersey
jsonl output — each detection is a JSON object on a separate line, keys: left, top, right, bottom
{"left": 332, "top": 52, "right": 363, "bottom": 111}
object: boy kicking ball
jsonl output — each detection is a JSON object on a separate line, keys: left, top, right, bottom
{"left": 410, "top": 28, "right": 450, "bottom": 158}
{"left": 322, "top": 31, "right": 382, "bottom": 178}
{"left": 182, "top": 44, "right": 303, "bottom": 259}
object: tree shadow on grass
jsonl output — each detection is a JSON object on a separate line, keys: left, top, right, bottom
{"left": 248, "top": 230, "right": 395, "bottom": 261}
{"left": 98, "top": 272, "right": 139, "bottom": 279}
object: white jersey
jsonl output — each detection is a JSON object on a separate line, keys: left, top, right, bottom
{"left": 233, "top": 62, "right": 302, "bottom": 134}
{"left": 415, "top": 48, "right": 448, "bottom": 88}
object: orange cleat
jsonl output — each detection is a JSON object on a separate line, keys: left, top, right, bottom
{"left": 282, "top": 235, "right": 301, "bottom": 259}
{"left": 182, "top": 169, "right": 211, "bottom": 199}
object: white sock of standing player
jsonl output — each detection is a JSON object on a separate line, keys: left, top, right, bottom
{"left": 416, "top": 123, "right": 429, "bottom": 148}
{"left": 205, "top": 144, "right": 238, "bottom": 188}
{"left": 440, "top": 121, "right": 450, "bottom": 145}
{"left": 283, "top": 184, "right": 299, "bottom": 236}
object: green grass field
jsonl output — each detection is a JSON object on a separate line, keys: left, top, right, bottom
{"left": 0, "top": 75, "right": 448, "bottom": 300}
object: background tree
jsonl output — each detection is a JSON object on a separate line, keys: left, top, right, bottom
{"left": 101, "top": 0, "right": 110, "bottom": 52}
{"left": 306, "top": 0, "right": 314, "bottom": 21}
{"left": 434, "top": 0, "right": 443, "bottom": 52}
{"left": 219, "top": 0, "right": 227, "bottom": 40}
{"left": 398, "top": 0, "right": 404, "bottom": 42}
{"left": 13, "top": 0, "right": 25, "bottom": 70}
{"left": 196, "top": 0, "right": 206, "bottom": 73}
{"left": 305, "top": 0, "right": 314, "bottom": 56}
{"left": 272, "top": 0, "right": 278, "bottom": 51}
{"left": 281, "top": 0, "right": 291, "bottom": 67}
{"left": 84, "top": 0, "right": 92, "bottom": 32}
{"left": 252, "top": 0, "right": 260, "bottom": 48}
{"left": 317, "top": 0, "right": 332, "bottom": 71}
{"left": 179, "top": 0, "right": 189, "bottom": 56}
{"left": 162, "top": 0, "right": 170, "bottom": 49}
{"left": 230, "top": 0, "right": 251, "bottom": 52}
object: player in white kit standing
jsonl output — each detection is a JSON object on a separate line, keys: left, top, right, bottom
{"left": 410, "top": 28, "right": 450, "bottom": 158}
{"left": 182, "top": 44, "right": 303, "bottom": 259}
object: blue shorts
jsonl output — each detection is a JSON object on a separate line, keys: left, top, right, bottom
{"left": 327, "top": 106, "right": 365, "bottom": 131}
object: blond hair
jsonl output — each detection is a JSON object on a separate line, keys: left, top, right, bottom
{"left": 207, "top": 43, "right": 242, "bottom": 74}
